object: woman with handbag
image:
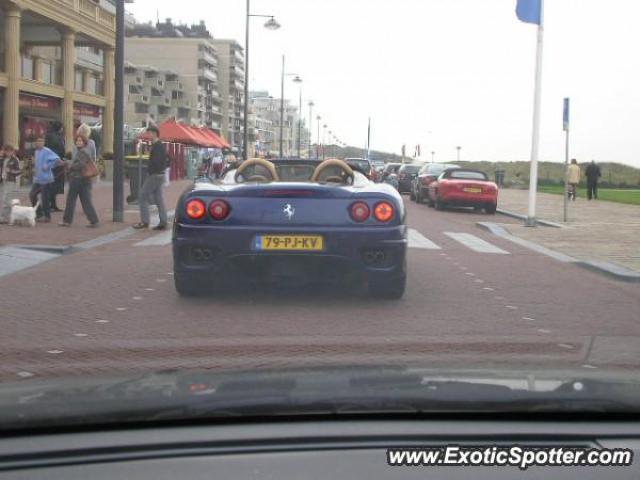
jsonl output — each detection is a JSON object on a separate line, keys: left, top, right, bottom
{"left": 59, "top": 135, "right": 99, "bottom": 228}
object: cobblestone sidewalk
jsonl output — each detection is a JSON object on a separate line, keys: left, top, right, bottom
{"left": 0, "top": 179, "right": 191, "bottom": 247}
{"left": 497, "top": 189, "right": 640, "bottom": 273}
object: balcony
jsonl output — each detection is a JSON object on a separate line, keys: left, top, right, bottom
{"left": 199, "top": 68, "right": 218, "bottom": 83}
{"left": 126, "top": 75, "right": 144, "bottom": 86}
{"left": 171, "top": 98, "right": 191, "bottom": 108}
{"left": 129, "top": 93, "right": 149, "bottom": 104}
{"left": 165, "top": 80, "right": 183, "bottom": 92}
{"left": 198, "top": 50, "right": 218, "bottom": 67}
{"left": 149, "top": 95, "right": 170, "bottom": 106}
{"left": 144, "top": 77, "right": 165, "bottom": 89}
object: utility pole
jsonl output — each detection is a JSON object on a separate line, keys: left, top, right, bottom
{"left": 113, "top": 0, "right": 125, "bottom": 222}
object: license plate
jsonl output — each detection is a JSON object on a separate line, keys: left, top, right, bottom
{"left": 463, "top": 188, "right": 482, "bottom": 193}
{"left": 254, "top": 235, "right": 324, "bottom": 251}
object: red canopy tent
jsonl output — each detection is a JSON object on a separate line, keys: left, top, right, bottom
{"left": 196, "top": 127, "right": 230, "bottom": 149}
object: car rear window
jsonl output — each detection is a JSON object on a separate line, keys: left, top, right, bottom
{"left": 449, "top": 171, "right": 489, "bottom": 180}
{"left": 399, "top": 165, "right": 421, "bottom": 174}
{"left": 347, "top": 160, "right": 371, "bottom": 173}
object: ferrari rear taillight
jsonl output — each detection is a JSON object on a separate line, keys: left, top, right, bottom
{"left": 373, "top": 201, "right": 394, "bottom": 222}
{"left": 350, "top": 202, "right": 370, "bottom": 222}
{"left": 185, "top": 199, "right": 206, "bottom": 219}
{"left": 209, "top": 199, "right": 230, "bottom": 220}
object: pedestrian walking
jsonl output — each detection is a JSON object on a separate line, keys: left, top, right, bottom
{"left": 133, "top": 125, "right": 169, "bottom": 231}
{"left": 567, "top": 158, "right": 581, "bottom": 201}
{"left": 30, "top": 135, "right": 62, "bottom": 223}
{"left": 45, "top": 121, "right": 66, "bottom": 212}
{"left": 0, "top": 145, "right": 23, "bottom": 224}
{"left": 73, "top": 124, "right": 97, "bottom": 163}
{"left": 585, "top": 160, "right": 602, "bottom": 200}
{"left": 59, "top": 135, "right": 99, "bottom": 228}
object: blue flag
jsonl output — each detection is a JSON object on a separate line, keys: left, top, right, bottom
{"left": 516, "top": 0, "right": 541, "bottom": 25}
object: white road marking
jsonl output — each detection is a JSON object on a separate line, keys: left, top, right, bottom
{"left": 156, "top": 278, "right": 167, "bottom": 283}
{"left": 17, "top": 372, "right": 35, "bottom": 378}
{"left": 483, "top": 287, "right": 495, "bottom": 291}
{"left": 474, "top": 279, "right": 485, "bottom": 284}
{"left": 522, "top": 317, "right": 536, "bottom": 322}
{"left": 582, "top": 364, "right": 598, "bottom": 369}
{"left": 537, "top": 329, "right": 551, "bottom": 334}
{"left": 73, "top": 333, "right": 88, "bottom": 337}
{"left": 134, "top": 231, "right": 172, "bottom": 247}
{"left": 465, "top": 272, "right": 476, "bottom": 276}
{"left": 96, "top": 320, "right": 109, "bottom": 324}
{"left": 46, "top": 350, "right": 64, "bottom": 354}
{"left": 144, "top": 288, "right": 156, "bottom": 292}
{"left": 116, "top": 307, "right": 127, "bottom": 311}
{"left": 506, "top": 305, "right": 519, "bottom": 310}
{"left": 132, "top": 296, "right": 143, "bottom": 301}
{"left": 444, "top": 232, "right": 510, "bottom": 255}
{"left": 408, "top": 229, "right": 441, "bottom": 250}
{"left": 558, "top": 343, "right": 574, "bottom": 349}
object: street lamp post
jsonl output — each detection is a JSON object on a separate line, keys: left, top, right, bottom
{"left": 279, "top": 58, "right": 301, "bottom": 158}
{"left": 244, "top": 0, "right": 280, "bottom": 160}
{"left": 431, "top": 151, "right": 435, "bottom": 163}
{"left": 316, "top": 115, "right": 321, "bottom": 159}
{"left": 322, "top": 124, "right": 327, "bottom": 160}
{"left": 456, "top": 146, "right": 461, "bottom": 162}
{"left": 297, "top": 87, "right": 302, "bottom": 158}
{"left": 307, "top": 100, "right": 314, "bottom": 159}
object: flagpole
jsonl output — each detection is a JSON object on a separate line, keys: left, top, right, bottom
{"left": 526, "top": 0, "right": 544, "bottom": 227}
{"left": 366, "top": 117, "right": 371, "bottom": 161}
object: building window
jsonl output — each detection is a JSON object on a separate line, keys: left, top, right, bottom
{"left": 135, "top": 103, "right": 149, "bottom": 114}
{"left": 42, "top": 63, "right": 53, "bottom": 84}
{"left": 75, "top": 70, "right": 83, "bottom": 91}
{"left": 21, "top": 56, "right": 34, "bottom": 79}
{"left": 86, "top": 74, "right": 97, "bottom": 94}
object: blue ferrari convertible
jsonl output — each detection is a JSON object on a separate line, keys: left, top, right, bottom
{"left": 172, "top": 158, "right": 408, "bottom": 298}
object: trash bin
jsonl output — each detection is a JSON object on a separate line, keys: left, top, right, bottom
{"left": 126, "top": 157, "right": 148, "bottom": 204}
{"left": 495, "top": 169, "right": 505, "bottom": 188}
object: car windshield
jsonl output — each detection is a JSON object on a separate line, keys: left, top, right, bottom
{"left": 449, "top": 170, "right": 489, "bottom": 180}
{"left": 1, "top": 0, "right": 640, "bottom": 432}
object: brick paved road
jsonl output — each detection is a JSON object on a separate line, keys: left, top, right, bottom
{"left": 0, "top": 196, "right": 638, "bottom": 382}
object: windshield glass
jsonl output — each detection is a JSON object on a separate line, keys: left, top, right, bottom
{"left": 1, "top": 0, "right": 639, "bottom": 431}
{"left": 449, "top": 170, "right": 489, "bottom": 180}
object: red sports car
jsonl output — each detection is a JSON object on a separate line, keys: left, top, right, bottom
{"left": 427, "top": 168, "right": 498, "bottom": 214}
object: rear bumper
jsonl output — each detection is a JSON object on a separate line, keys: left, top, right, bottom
{"left": 173, "top": 223, "right": 408, "bottom": 283}
{"left": 441, "top": 192, "right": 497, "bottom": 207}
{"left": 398, "top": 180, "right": 413, "bottom": 192}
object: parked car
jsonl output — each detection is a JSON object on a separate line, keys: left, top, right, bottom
{"left": 397, "top": 163, "right": 423, "bottom": 194}
{"left": 427, "top": 168, "right": 498, "bottom": 214}
{"left": 344, "top": 158, "right": 375, "bottom": 181}
{"left": 411, "top": 163, "right": 460, "bottom": 203}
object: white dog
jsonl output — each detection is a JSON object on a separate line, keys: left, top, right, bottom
{"left": 9, "top": 199, "right": 41, "bottom": 227}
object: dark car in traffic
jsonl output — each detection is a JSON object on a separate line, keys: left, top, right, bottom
{"left": 397, "top": 163, "right": 423, "bottom": 193}
{"left": 411, "top": 163, "right": 460, "bottom": 203}
{"left": 344, "top": 158, "right": 375, "bottom": 181}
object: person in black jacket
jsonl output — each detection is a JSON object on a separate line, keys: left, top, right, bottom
{"left": 45, "top": 121, "right": 66, "bottom": 212}
{"left": 585, "top": 160, "right": 602, "bottom": 200}
{"left": 133, "top": 126, "right": 169, "bottom": 230}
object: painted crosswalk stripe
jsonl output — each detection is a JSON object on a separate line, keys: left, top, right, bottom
{"left": 134, "top": 231, "right": 172, "bottom": 247}
{"left": 407, "top": 229, "right": 441, "bottom": 250}
{"left": 444, "top": 232, "right": 510, "bottom": 254}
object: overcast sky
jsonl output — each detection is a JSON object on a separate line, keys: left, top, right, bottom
{"left": 128, "top": 0, "right": 640, "bottom": 167}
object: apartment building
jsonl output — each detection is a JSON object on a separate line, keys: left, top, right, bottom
{"left": 211, "top": 39, "right": 245, "bottom": 149}
{"left": 125, "top": 20, "right": 223, "bottom": 132}
{"left": 124, "top": 62, "right": 192, "bottom": 128}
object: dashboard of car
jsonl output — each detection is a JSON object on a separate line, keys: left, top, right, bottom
{"left": 1, "top": 419, "right": 639, "bottom": 479}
